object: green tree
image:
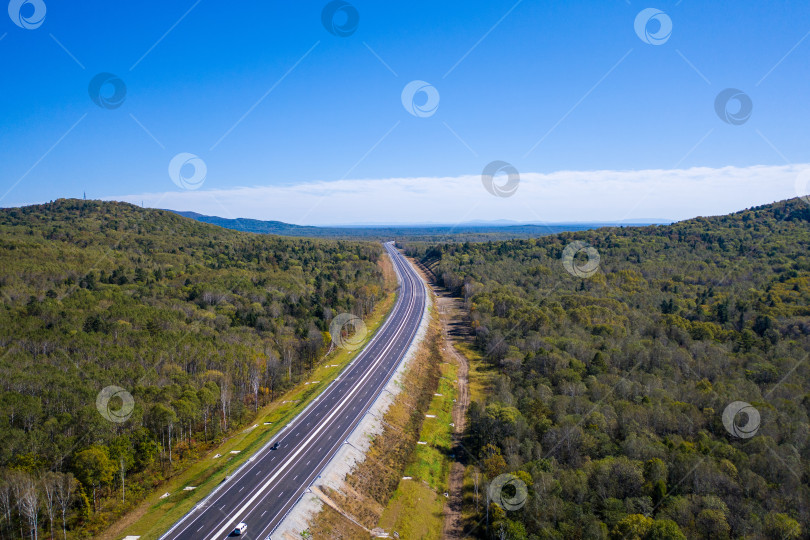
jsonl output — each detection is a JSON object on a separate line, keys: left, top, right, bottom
{"left": 764, "top": 513, "right": 801, "bottom": 540}
{"left": 132, "top": 428, "right": 158, "bottom": 471}
{"left": 492, "top": 519, "right": 527, "bottom": 540}
{"left": 647, "top": 519, "right": 686, "bottom": 540}
{"left": 695, "top": 509, "right": 730, "bottom": 540}
{"left": 481, "top": 444, "right": 507, "bottom": 479}
{"left": 611, "top": 514, "right": 653, "bottom": 540}
{"left": 72, "top": 446, "right": 115, "bottom": 511}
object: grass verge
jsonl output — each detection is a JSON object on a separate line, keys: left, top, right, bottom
{"left": 453, "top": 341, "right": 494, "bottom": 403}
{"left": 398, "top": 359, "right": 456, "bottom": 491}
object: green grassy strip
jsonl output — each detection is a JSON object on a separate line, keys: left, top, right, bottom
{"left": 402, "top": 361, "right": 457, "bottom": 491}
{"left": 378, "top": 481, "right": 444, "bottom": 539}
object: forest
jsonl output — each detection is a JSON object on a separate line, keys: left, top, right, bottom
{"left": 404, "top": 198, "right": 810, "bottom": 540}
{"left": 0, "top": 199, "right": 387, "bottom": 538}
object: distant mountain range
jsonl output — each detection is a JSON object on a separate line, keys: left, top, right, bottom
{"left": 332, "top": 217, "right": 673, "bottom": 227}
{"left": 168, "top": 210, "right": 669, "bottom": 241}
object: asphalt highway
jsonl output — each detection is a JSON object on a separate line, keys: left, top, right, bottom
{"left": 160, "top": 241, "right": 426, "bottom": 540}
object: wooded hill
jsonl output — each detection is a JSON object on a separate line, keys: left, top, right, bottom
{"left": 172, "top": 210, "right": 653, "bottom": 243}
{"left": 0, "top": 199, "right": 386, "bottom": 538}
{"left": 405, "top": 198, "right": 810, "bottom": 540}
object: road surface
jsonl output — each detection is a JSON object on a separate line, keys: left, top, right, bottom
{"left": 160, "top": 241, "right": 426, "bottom": 540}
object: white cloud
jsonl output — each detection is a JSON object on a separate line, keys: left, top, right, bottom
{"left": 108, "top": 163, "right": 809, "bottom": 225}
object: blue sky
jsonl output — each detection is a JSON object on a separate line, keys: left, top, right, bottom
{"left": 1, "top": 0, "right": 809, "bottom": 224}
